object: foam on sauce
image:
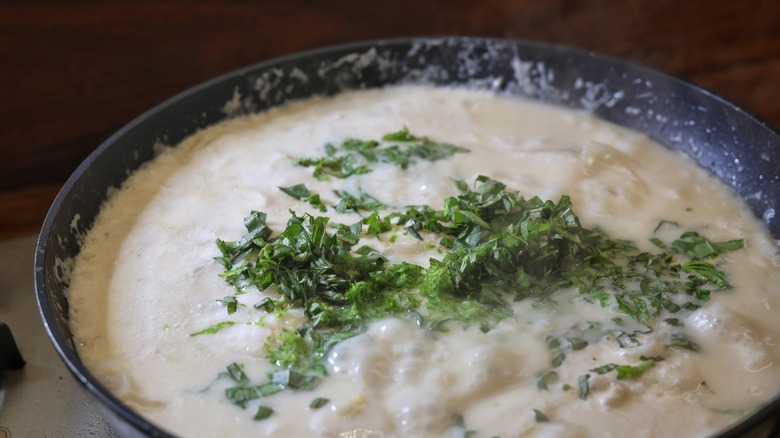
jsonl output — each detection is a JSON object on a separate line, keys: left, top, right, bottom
{"left": 68, "top": 86, "right": 780, "bottom": 437}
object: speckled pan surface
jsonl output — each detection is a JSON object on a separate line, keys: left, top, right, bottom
{"left": 34, "top": 37, "right": 780, "bottom": 437}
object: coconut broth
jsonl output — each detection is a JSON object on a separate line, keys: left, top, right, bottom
{"left": 67, "top": 86, "right": 780, "bottom": 437}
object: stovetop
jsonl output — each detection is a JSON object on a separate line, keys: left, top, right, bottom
{"left": 0, "top": 235, "right": 120, "bottom": 437}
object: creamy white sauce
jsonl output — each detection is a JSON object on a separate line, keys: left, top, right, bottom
{"left": 68, "top": 86, "right": 780, "bottom": 437}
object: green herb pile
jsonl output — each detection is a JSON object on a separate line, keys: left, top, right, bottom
{"left": 204, "top": 129, "right": 744, "bottom": 420}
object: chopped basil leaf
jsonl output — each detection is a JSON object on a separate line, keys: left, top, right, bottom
{"left": 292, "top": 154, "right": 372, "bottom": 181}
{"left": 536, "top": 370, "right": 558, "bottom": 391}
{"left": 640, "top": 355, "right": 665, "bottom": 362}
{"left": 653, "top": 219, "right": 679, "bottom": 234}
{"left": 218, "top": 295, "right": 238, "bottom": 314}
{"left": 667, "top": 334, "right": 700, "bottom": 352}
{"left": 279, "top": 184, "right": 327, "bottom": 212}
{"left": 363, "top": 211, "right": 393, "bottom": 236}
{"left": 590, "top": 363, "right": 618, "bottom": 375}
{"left": 589, "top": 359, "right": 656, "bottom": 379}
{"left": 578, "top": 374, "right": 591, "bottom": 400}
{"left": 279, "top": 183, "right": 311, "bottom": 200}
{"left": 532, "top": 408, "right": 549, "bottom": 422}
{"left": 552, "top": 352, "right": 566, "bottom": 368}
{"left": 380, "top": 127, "right": 470, "bottom": 164}
{"left": 224, "top": 362, "right": 249, "bottom": 384}
{"left": 190, "top": 321, "right": 235, "bottom": 336}
{"left": 455, "top": 178, "right": 469, "bottom": 192}
{"left": 254, "top": 297, "right": 278, "bottom": 312}
{"left": 672, "top": 231, "right": 745, "bottom": 260}
{"left": 616, "top": 331, "right": 640, "bottom": 348}
{"left": 293, "top": 128, "right": 469, "bottom": 179}
{"left": 309, "top": 397, "right": 329, "bottom": 409}
{"left": 567, "top": 337, "right": 588, "bottom": 351}
{"left": 272, "top": 368, "right": 320, "bottom": 390}
{"left": 649, "top": 237, "right": 665, "bottom": 249}
{"left": 334, "top": 188, "right": 386, "bottom": 213}
{"left": 614, "top": 360, "right": 656, "bottom": 379}
{"left": 225, "top": 383, "right": 283, "bottom": 408}
{"left": 253, "top": 405, "right": 274, "bottom": 420}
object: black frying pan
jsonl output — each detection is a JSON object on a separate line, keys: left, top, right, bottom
{"left": 34, "top": 37, "right": 780, "bottom": 438}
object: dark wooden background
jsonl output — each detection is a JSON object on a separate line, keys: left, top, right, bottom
{"left": 2, "top": 0, "right": 779, "bottom": 239}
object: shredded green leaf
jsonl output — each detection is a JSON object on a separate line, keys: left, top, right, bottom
{"left": 536, "top": 370, "right": 558, "bottom": 391}
{"left": 292, "top": 127, "right": 470, "bottom": 180}
{"left": 224, "top": 362, "right": 249, "bottom": 384}
{"left": 210, "top": 130, "right": 746, "bottom": 418}
{"left": 667, "top": 333, "right": 700, "bottom": 352}
{"left": 334, "top": 188, "right": 387, "bottom": 213}
{"left": 190, "top": 321, "right": 235, "bottom": 337}
{"left": 309, "top": 397, "right": 330, "bottom": 409}
{"left": 578, "top": 374, "right": 591, "bottom": 400}
{"left": 279, "top": 184, "right": 327, "bottom": 212}
{"left": 590, "top": 359, "right": 656, "bottom": 379}
{"left": 532, "top": 408, "right": 549, "bottom": 422}
{"left": 218, "top": 295, "right": 239, "bottom": 314}
{"left": 253, "top": 405, "right": 274, "bottom": 420}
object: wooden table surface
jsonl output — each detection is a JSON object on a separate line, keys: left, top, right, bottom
{"left": 2, "top": 0, "right": 779, "bottom": 239}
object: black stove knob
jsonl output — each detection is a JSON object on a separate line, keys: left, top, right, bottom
{"left": 0, "top": 322, "right": 26, "bottom": 384}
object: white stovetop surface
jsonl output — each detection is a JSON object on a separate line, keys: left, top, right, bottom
{"left": 0, "top": 235, "right": 120, "bottom": 437}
